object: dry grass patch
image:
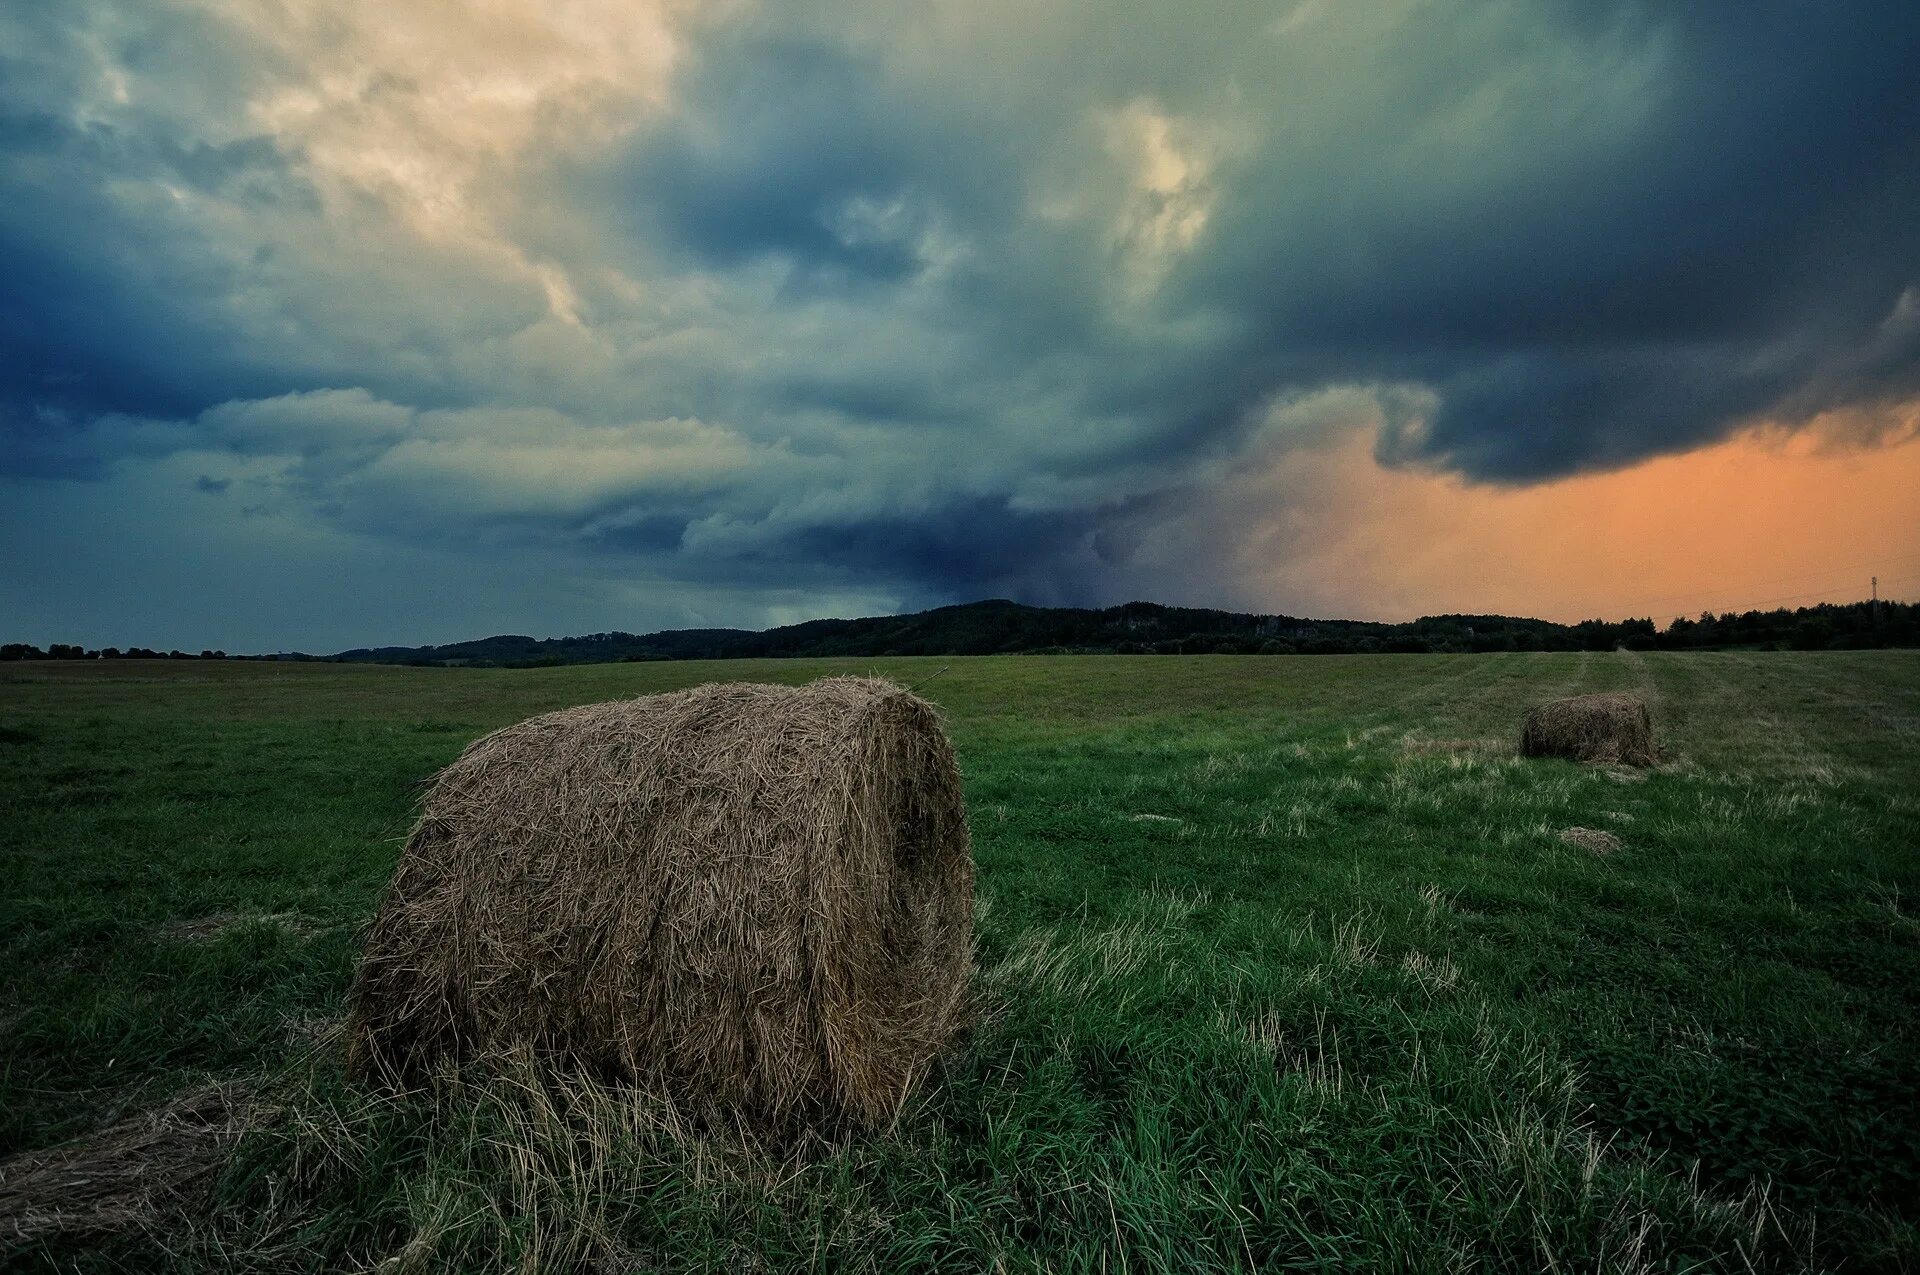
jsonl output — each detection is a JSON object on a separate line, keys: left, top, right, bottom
{"left": 0, "top": 1084, "right": 257, "bottom": 1246}
{"left": 1559, "top": 826, "right": 1623, "bottom": 855}
{"left": 283, "top": 1015, "right": 345, "bottom": 1049}
{"left": 1401, "top": 734, "right": 1505, "bottom": 759}
{"left": 159, "top": 911, "right": 327, "bottom": 943}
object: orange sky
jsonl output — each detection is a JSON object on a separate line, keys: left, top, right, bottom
{"left": 1223, "top": 418, "right": 1920, "bottom": 624}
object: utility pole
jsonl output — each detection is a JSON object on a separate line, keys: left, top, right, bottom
{"left": 1872, "top": 575, "right": 1881, "bottom": 629}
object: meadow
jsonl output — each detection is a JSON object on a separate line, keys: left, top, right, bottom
{"left": 2, "top": 651, "right": 1917, "bottom": 1272}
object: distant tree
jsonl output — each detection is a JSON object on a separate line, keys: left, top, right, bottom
{"left": 1, "top": 643, "right": 46, "bottom": 660}
{"left": 1618, "top": 617, "right": 1657, "bottom": 650}
{"left": 1790, "top": 614, "right": 1835, "bottom": 650}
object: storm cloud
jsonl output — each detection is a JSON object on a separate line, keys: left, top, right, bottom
{"left": 2, "top": 1, "right": 1917, "bottom": 647}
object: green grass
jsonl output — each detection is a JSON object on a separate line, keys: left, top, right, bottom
{"left": 3, "top": 652, "right": 1918, "bottom": 1272}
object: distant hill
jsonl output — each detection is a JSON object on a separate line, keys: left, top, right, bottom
{"left": 7, "top": 597, "right": 1910, "bottom": 666}
{"left": 323, "top": 599, "right": 1550, "bottom": 666}
{"left": 307, "top": 597, "right": 1916, "bottom": 667}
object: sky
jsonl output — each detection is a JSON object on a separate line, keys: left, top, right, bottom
{"left": 3, "top": 1, "right": 1918, "bottom": 652}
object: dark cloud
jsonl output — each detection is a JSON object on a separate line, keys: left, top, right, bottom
{"left": 600, "top": 1, "right": 1920, "bottom": 491}
{"left": 0, "top": 117, "right": 265, "bottom": 431}
{"left": 0, "top": 7, "right": 319, "bottom": 440}
{"left": 1185, "top": 3, "right": 1920, "bottom": 478}
{"left": 2, "top": 1, "right": 1917, "bottom": 645}
{"left": 618, "top": 39, "right": 928, "bottom": 281}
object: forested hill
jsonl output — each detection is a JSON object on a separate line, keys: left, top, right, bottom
{"left": 5, "top": 598, "right": 1912, "bottom": 666}
{"left": 303, "top": 597, "right": 1917, "bottom": 667}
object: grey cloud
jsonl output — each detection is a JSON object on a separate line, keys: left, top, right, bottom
{"left": 2, "top": 0, "right": 1917, "bottom": 645}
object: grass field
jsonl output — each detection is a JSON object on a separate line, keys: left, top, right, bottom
{"left": 3, "top": 651, "right": 1918, "bottom": 1272}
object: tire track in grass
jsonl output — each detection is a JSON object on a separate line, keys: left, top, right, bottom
{"left": 1439, "top": 649, "right": 1595, "bottom": 744}
{"left": 1224, "top": 657, "right": 1525, "bottom": 864}
{"left": 1385, "top": 650, "right": 1608, "bottom": 761}
{"left": 1783, "top": 654, "right": 1920, "bottom": 762}
{"left": 1680, "top": 653, "right": 1841, "bottom": 781}
{"left": 1612, "top": 646, "right": 1678, "bottom": 768}
{"left": 1724, "top": 651, "right": 1860, "bottom": 783}
{"left": 1616, "top": 646, "right": 1661, "bottom": 712}
{"left": 1547, "top": 649, "right": 1597, "bottom": 701}
{"left": 1359, "top": 653, "right": 1520, "bottom": 755}
{"left": 1405, "top": 652, "right": 1566, "bottom": 733}
{"left": 1272, "top": 656, "right": 1469, "bottom": 752}
{"left": 1636, "top": 650, "right": 1736, "bottom": 769}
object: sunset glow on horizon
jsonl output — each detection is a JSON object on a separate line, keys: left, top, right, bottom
{"left": 1196, "top": 414, "right": 1920, "bottom": 627}
{"left": 3, "top": 3, "right": 1917, "bottom": 649}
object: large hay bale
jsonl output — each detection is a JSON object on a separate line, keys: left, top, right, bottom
{"left": 347, "top": 676, "right": 973, "bottom": 1132}
{"left": 1519, "top": 692, "right": 1657, "bottom": 767}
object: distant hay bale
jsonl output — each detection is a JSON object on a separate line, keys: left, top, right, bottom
{"left": 1519, "top": 692, "right": 1658, "bottom": 767}
{"left": 346, "top": 677, "right": 974, "bottom": 1133}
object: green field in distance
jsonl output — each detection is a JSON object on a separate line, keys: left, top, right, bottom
{"left": 3, "top": 651, "right": 1917, "bottom": 1271}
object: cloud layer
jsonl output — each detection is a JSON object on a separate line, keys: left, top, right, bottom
{"left": 3, "top": 1, "right": 1918, "bottom": 646}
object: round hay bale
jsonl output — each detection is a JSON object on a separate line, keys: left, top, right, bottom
{"left": 1519, "top": 692, "right": 1657, "bottom": 767}
{"left": 346, "top": 676, "right": 973, "bottom": 1132}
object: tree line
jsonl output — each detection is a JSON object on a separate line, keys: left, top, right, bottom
{"left": 6, "top": 597, "right": 1912, "bottom": 666}
{"left": 2, "top": 645, "right": 227, "bottom": 661}
{"left": 330, "top": 597, "right": 1918, "bottom": 664}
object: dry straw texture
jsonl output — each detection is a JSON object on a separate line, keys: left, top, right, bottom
{"left": 1519, "top": 692, "right": 1658, "bottom": 767}
{"left": 1558, "top": 826, "right": 1623, "bottom": 855}
{"left": 347, "top": 677, "right": 974, "bottom": 1134}
{"left": 0, "top": 1084, "right": 255, "bottom": 1245}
